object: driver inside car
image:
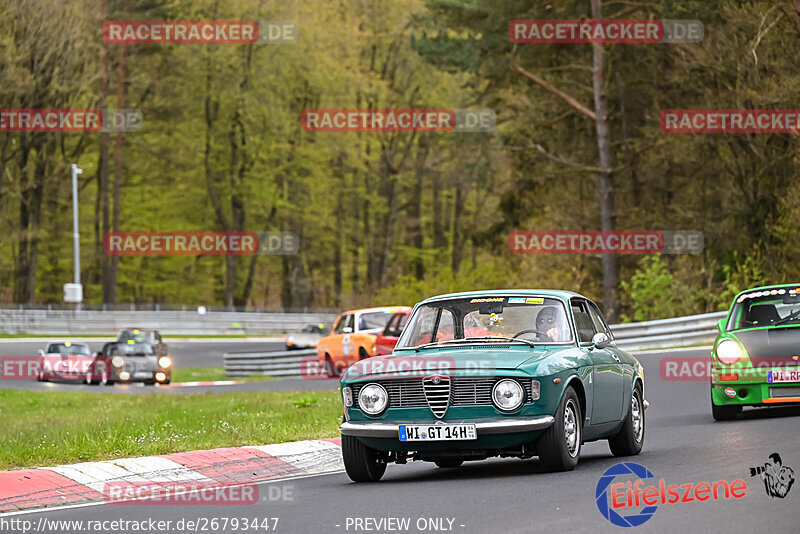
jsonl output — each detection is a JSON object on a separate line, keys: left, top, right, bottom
{"left": 536, "top": 306, "right": 567, "bottom": 342}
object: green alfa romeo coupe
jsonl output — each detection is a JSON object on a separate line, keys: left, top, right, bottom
{"left": 711, "top": 283, "right": 800, "bottom": 420}
{"left": 339, "top": 290, "right": 647, "bottom": 482}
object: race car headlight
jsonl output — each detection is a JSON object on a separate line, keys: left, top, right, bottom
{"left": 158, "top": 356, "right": 172, "bottom": 368}
{"left": 492, "top": 379, "right": 524, "bottom": 411}
{"left": 112, "top": 356, "right": 124, "bottom": 368}
{"left": 342, "top": 386, "right": 353, "bottom": 407}
{"left": 716, "top": 339, "right": 745, "bottom": 364}
{"left": 358, "top": 383, "right": 387, "bottom": 415}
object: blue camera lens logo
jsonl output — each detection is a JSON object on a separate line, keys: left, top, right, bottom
{"left": 596, "top": 462, "right": 658, "bottom": 527}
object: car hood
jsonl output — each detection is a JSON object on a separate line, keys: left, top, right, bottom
{"left": 730, "top": 326, "right": 800, "bottom": 366}
{"left": 344, "top": 345, "right": 575, "bottom": 380}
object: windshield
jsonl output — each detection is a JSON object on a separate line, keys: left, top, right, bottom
{"left": 46, "top": 343, "right": 91, "bottom": 356}
{"left": 396, "top": 296, "right": 573, "bottom": 349}
{"left": 118, "top": 330, "right": 151, "bottom": 343}
{"left": 302, "top": 324, "right": 325, "bottom": 333}
{"left": 358, "top": 311, "right": 394, "bottom": 331}
{"left": 727, "top": 289, "right": 800, "bottom": 330}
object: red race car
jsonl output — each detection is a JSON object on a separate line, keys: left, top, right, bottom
{"left": 374, "top": 309, "right": 411, "bottom": 355}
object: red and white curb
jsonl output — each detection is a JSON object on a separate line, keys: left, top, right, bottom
{"left": 0, "top": 438, "right": 342, "bottom": 514}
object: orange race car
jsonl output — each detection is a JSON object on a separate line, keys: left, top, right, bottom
{"left": 317, "top": 306, "right": 411, "bottom": 377}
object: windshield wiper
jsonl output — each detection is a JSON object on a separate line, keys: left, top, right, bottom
{"left": 413, "top": 336, "right": 535, "bottom": 352}
{"left": 774, "top": 309, "right": 800, "bottom": 326}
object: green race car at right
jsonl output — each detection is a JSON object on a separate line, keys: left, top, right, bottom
{"left": 711, "top": 283, "right": 800, "bottom": 420}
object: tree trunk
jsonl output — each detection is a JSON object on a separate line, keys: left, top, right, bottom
{"left": 591, "top": 0, "right": 619, "bottom": 321}
{"left": 432, "top": 170, "right": 447, "bottom": 248}
{"left": 99, "top": 0, "right": 112, "bottom": 304}
{"left": 409, "top": 134, "right": 428, "bottom": 280}
{"left": 451, "top": 177, "right": 464, "bottom": 276}
{"left": 108, "top": 0, "right": 129, "bottom": 305}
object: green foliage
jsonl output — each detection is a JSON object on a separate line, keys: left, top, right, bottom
{"left": 620, "top": 256, "right": 694, "bottom": 322}
{"left": 1, "top": 0, "right": 799, "bottom": 322}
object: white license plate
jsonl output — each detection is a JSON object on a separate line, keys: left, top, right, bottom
{"left": 134, "top": 371, "right": 152, "bottom": 379}
{"left": 398, "top": 424, "right": 476, "bottom": 441}
{"left": 768, "top": 370, "right": 800, "bottom": 383}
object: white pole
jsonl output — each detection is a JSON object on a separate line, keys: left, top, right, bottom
{"left": 71, "top": 164, "right": 83, "bottom": 309}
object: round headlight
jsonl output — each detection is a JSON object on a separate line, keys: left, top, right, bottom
{"left": 358, "top": 383, "right": 388, "bottom": 415}
{"left": 112, "top": 356, "right": 124, "bottom": 368}
{"left": 158, "top": 356, "right": 172, "bottom": 368}
{"left": 716, "top": 339, "right": 744, "bottom": 364}
{"left": 492, "top": 379, "right": 524, "bottom": 411}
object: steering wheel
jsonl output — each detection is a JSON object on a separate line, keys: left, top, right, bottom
{"left": 512, "top": 329, "right": 550, "bottom": 340}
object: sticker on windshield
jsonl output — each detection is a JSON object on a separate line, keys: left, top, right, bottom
{"left": 470, "top": 298, "right": 504, "bottom": 303}
{"left": 507, "top": 297, "right": 526, "bottom": 304}
{"left": 526, "top": 297, "right": 544, "bottom": 304}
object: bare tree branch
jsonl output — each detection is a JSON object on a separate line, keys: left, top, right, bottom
{"left": 511, "top": 63, "right": 596, "bottom": 120}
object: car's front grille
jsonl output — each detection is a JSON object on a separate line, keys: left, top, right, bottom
{"left": 352, "top": 377, "right": 535, "bottom": 413}
{"left": 422, "top": 375, "right": 451, "bottom": 418}
{"left": 769, "top": 386, "right": 800, "bottom": 398}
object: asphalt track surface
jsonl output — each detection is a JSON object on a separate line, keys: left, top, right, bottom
{"left": 4, "top": 348, "right": 799, "bottom": 533}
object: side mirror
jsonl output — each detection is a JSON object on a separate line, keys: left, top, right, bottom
{"left": 342, "top": 327, "right": 353, "bottom": 334}
{"left": 717, "top": 318, "right": 726, "bottom": 333}
{"left": 38, "top": 349, "right": 45, "bottom": 357}
{"left": 592, "top": 332, "right": 611, "bottom": 349}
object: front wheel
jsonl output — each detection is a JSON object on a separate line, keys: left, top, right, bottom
{"left": 341, "top": 435, "right": 386, "bottom": 482}
{"left": 536, "top": 386, "right": 582, "bottom": 472}
{"left": 711, "top": 390, "right": 741, "bottom": 421}
{"left": 609, "top": 383, "right": 645, "bottom": 457}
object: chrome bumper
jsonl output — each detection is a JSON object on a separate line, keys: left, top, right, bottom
{"left": 340, "top": 416, "right": 555, "bottom": 438}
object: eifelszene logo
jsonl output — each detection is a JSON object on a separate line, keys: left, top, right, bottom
{"left": 749, "top": 453, "right": 795, "bottom": 499}
{"left": 595, "top": 462, "right": 748, "bottom": 527}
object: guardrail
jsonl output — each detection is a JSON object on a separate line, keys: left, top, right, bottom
{"left": 224, "top": 349, "right": 318, "bottom": 378}
{"left": 0, "top": 310, "right": 338, "bottom": 336}
{"left": 611, "top": 311, "right": 725, "bottom": 352}
{"left": 223, "top": 311, "right": 726, "bottom": 378}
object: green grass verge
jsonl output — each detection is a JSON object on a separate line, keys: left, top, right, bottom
{"left": 171, "top": 367, "right": 275, "bottom": 383}
{"left": 0, "top": 389, "right": 341, "bottom": 470}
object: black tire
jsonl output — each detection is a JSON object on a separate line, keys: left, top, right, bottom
{"left": 536, "top": 386, "right": 582, "bottom": 472}
{"left": 358, "top": 347, "right": 370, "bottom": 360}
{"left": 609, "top": 383, "right": 645, "bottom": 457}
{"left": 434, "top": 458, "right": 463, "bottom": 468}
{"left": 711, "top": 390, "right": 741, "bottom": 421}
{"left": 341, "top": 434, "right": 386, "bottom": 482}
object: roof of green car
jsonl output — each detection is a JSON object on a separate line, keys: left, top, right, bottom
{"left": 734, "top": 283, "right": 800, "bottom": 298}
{"left": 420, "top": 289, "right": 588, "bottom": 303}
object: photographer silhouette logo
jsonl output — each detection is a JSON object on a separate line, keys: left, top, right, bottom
{"left": 749, "top": 453, "right": 795, "bottom": 499}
